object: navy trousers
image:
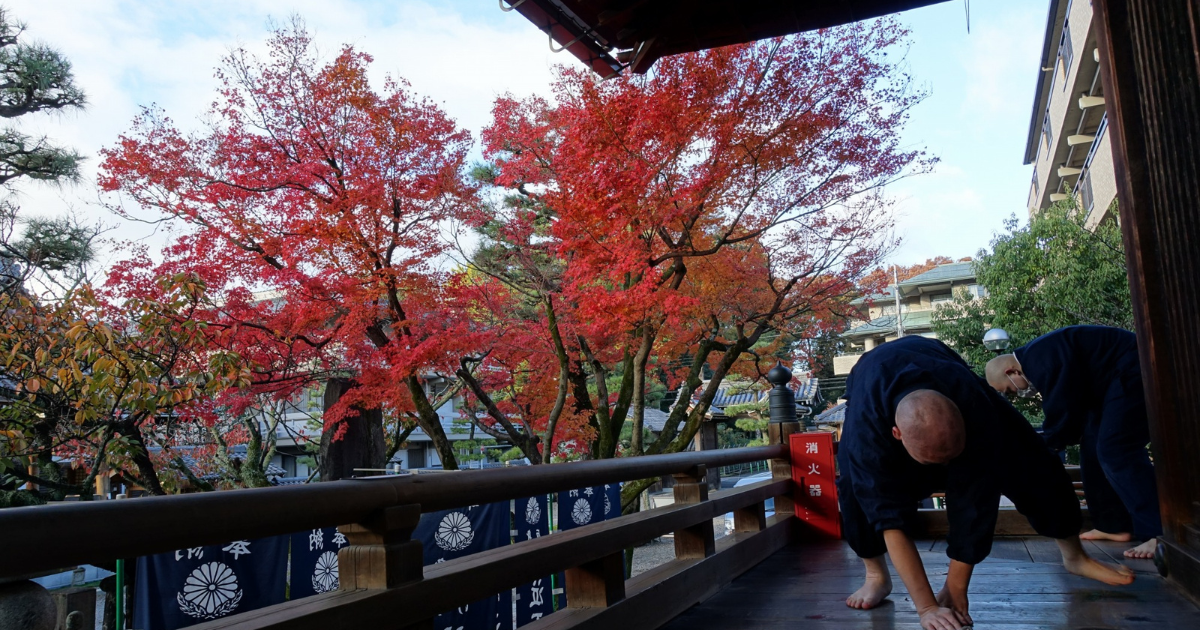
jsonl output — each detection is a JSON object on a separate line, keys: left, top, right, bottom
{"left": 838, "top": 431, "right": 1081, "bottom": 564}
{"left": 1079, "top": 383, "right": 1163, "bottom": 540}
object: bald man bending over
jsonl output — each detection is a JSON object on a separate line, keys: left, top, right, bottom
{"left": 838, "top": 336, "right": 1133, "bottom": 630}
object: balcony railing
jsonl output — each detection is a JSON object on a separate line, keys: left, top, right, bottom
{"left": 1, "top": 436, "right": 800, "bottom": 630}
{"left": 1074, "top": 113, "right": 1108, "bottom": 219}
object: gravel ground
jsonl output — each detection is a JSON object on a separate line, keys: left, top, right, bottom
{"left": 630, "top": 515, "right": 728, "bottom": 577}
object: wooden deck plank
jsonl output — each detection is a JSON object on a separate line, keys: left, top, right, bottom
{"left": 928, "top": 537, "right": 1033, "bottom": 562}
{"left": 658, "top": 537, "right": 1200, "bottom": 630}
{"left": 1085, "top": 539, "right": 1161, "bottom": 574}
{"left": 1024, "top": 536, "right": 1063, "bottom": 563}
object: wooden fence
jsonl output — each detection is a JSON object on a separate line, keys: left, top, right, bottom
{"left": 0, "top": 426, "right": 804, "bottom": 630}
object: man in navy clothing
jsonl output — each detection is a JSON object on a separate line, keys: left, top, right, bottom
{"left": 840, "top": 336, "right": 1133, "bottom": 630}
{"left": 986, "top": 325, "right": 1162, "bottom": 559}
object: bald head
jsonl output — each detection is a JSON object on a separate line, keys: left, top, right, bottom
{"left": 893, "top": 389, "right": 966, "bottom": 464}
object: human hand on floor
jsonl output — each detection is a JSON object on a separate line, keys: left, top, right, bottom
{"left": 936, "top": 585, "right": 973, "bottom": 626}
{"left": 918, "top": 605, "right": 968, "bottom": 630}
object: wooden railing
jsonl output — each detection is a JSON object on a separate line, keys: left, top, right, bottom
{"left": 1, "top": 435, "right": 802, "bottom": 630}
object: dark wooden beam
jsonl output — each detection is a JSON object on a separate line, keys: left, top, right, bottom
{"left": 912, "top": 508, "right": 1095, "bottom": 539}
{"left": 1090, "top": 0, "right": 1200, "bottom": 603}
{"left": 523, "top": 514, "right": 794, "bottom": 630}
{"left": 184, "top": 480, "right": 791, "bottom": 629}
{"left": 0, "top": 444, "right": 783, "bottom": 581}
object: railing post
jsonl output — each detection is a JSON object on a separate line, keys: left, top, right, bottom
{"left": 672, "top": 464, "right": 715, "bottom": 559}
{"left": 338, "top": 504, "right": 424, "bottom": 590}
{"left": 732, "top": 500, "right": 767, "bottom": 534}
{"left": 565, "top": 551, "right": 626, "bottom": 607}
{"left": 767, "top": 364, "right": 802, "bottom": 518}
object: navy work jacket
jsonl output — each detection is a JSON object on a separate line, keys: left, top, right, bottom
{"left": 842, "top": 336, "right": 1034, "bottom": 562}
{"left": 1013, "top": 326, "right": 1142, "bottom": 450}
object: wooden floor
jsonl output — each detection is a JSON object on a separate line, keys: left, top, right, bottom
{"left": 661, "top": 537, "right": 1200, "bottom": 629}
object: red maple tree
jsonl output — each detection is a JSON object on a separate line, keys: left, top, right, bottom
{"left": 458, "top": 18, "right": 932, "bottom": 488}
{"left": 99, "top": 22, "right": 476, "bottom": 471}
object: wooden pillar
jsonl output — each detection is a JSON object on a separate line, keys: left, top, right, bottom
{"left": 564, "top": 552, "right": 626, "bottom": 607}
{"left": 337, "top": 504, "right": 424, "bottom": 591}
{"left": 732, "top": 498, "right": 768, "bottom": 534}
{"left": 671, "top": 465, "right": 715, "bottom": 559}
{"left": 1093, "top": 0, "right": 1200, "bottom": 598}
{"left": 767, "top": 422, "right": 801, "bottom": 518}
{"left": 692, "top": 421, "right": 721, "bottom": 491}
{"left": 94, "top": 473, "right": 110, "bottom": 499}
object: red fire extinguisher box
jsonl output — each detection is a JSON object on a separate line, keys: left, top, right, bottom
{"left": 789, "top": 432, "right": 842, "bottom": 539}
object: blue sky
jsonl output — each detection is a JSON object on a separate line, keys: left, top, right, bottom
{"left": 8, "top": 0, "right": 1050, "bottom": 268}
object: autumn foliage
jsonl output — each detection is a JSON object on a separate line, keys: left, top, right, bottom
{"left": 99, "top": 24, "right": 477, "bottom": 470}
{"left": 458, "top": 17, "right": 930, "bottom": 488}
{"left": 4, "top": 16, "right": 931, "bottom": 493}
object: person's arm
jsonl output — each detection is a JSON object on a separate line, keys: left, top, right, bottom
{"left": 938, "top": 559, "right": 975, "bottom": 626}
{"left": 883, "top": 529, "right": 966, "bottom": 630}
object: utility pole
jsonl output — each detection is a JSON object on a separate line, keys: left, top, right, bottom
{"left": 893, "top": 265, "right": 905, "bottom": 338}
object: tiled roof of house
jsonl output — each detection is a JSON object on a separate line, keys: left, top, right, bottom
{"left": 897, "top": 262, "right": 975, "bottom": 288}
{"left": 850, "top": 291, "right": 894, "bottom": 306}
{"left": 642, "top": 408, "right": 682, "bottom": 432}
{"left": 813, "top": 402, "right": 846, "bottom": 425}
{"left": 842, "top": 310, "right": 936, "bottom": 338}
{"left": 705, "top": 378, "right": 821, "bottom": 416}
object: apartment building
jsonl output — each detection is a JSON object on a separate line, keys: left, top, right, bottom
{"left": 1025, "top": 0, "right": 1117, "bottom": 228}
{"left": 833, "top": 262, "right": 983, "bottom": 375}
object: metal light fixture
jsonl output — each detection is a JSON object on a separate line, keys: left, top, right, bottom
{"left": 983, "top": 328, "right": 1012, "bottom": 353}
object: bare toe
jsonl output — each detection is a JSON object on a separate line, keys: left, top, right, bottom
{"left": 1124, "top": 539, "right": 1157, "bottom": 559}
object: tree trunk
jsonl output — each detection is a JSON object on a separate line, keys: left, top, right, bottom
{"left": 239, "top": 416, "right": 272, "bottom": 488}
{"left": 114, "top": 419, "right": 168, "bottom": 496}
{"left": 404, "top": 375, "right": 459, "bottom": 470}
{"left": 541, "top": 296, "right": 571, "bottom": 462}
{"left": 319, "top": 378, "right": 387, "bottom": 481}
{"left": 629, "top": 326, "right": 655, "bottom": 456}
{"left": 457, "top": 363, "right": 543, "bottom": 464}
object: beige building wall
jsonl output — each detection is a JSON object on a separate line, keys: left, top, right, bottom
{"left": 1025, "top": 0, "right": 1115, "bottom": 230}
{"left": 1028, "top": 0, "right": 1094, "bottom": 212}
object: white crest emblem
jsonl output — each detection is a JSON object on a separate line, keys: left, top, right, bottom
{"left": 312, "top": 551, "right": 339, "bottom": 593}
{"left": 570, "top": 498, "right": 592, "bottom": 525}
{"left": 525, "top": 497, "right": 542, "bottom": 525}
{"left": 434, "top": 511, "right": 475, "bottom": 551}
{"left": 177, "top": 562, "right": 243, "bottom": 619}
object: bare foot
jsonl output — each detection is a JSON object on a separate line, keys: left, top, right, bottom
{"left": 1080, "top": 529, "right": 1132, "bottom": 542}
{"left": 1064, "top": 554, "right": 1135, "bottom": 585}
{"left": 847, "top": 572, "right": 893, "bottom": 609}
{"left": 1124, "top": 538, "right": 1157, "bottom": 559}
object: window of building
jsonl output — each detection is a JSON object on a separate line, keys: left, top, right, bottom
{"left": 1031, "top": 166, "right": 1039, "bottom": 198}
{"left": 966, "top": 284, "right": 989, "bottom": 298}
{"left": 930, "top": 293, "right": 953, "bottom": 305}
{"left": 1042, "top": 114, "right": 1053, "bottom": 156}
{"left": 1081, "top": 171, "right": 1095, "bottom": 215}
{"left": 1058, "top": 20, "right": 1074, "bottom": 90}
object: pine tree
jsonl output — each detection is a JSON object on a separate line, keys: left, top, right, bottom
{"left": 0, "top": 7, "right": 90, "bottom": 293}
{"left": 0, "top": 7, "right": 85, "bottom": 184}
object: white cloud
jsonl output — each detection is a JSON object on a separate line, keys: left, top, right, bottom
{"left": 5, "top": 0, "right": 563, "bottom": 252}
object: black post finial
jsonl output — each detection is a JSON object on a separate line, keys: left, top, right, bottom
{"left": 767, "top": 363, "right": 796, "bottom": 424}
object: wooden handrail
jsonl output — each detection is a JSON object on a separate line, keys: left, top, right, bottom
{"left": 190, "top": 479, "right": 791, "bottom": 630}
{"left": 0, "top": 444, "right": 784, "bottom": 581}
